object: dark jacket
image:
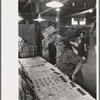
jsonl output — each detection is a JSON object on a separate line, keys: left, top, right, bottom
{"left": 48, "top": 41, "right": 56, "bottom": 64}
{"left": 78, "top": 38, "right": 85, "bottom": 57}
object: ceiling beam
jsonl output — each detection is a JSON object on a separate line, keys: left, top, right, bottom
{"left": 65, "top": 7, "right": 95, "bottom": 17}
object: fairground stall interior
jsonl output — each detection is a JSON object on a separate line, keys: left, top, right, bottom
{"left": 18, "top": 0, "right": 96, "bottom": 100}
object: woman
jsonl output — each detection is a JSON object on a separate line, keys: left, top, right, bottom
{"left": 55, "top": 37, "right": 84, "bottom": 85}
{"left": 76, "top": 36, "right": 86, "bottom": 57}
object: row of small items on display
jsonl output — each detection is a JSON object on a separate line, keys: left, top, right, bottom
{"left": 19, "top": 57, "right": 95, "bottom": 100}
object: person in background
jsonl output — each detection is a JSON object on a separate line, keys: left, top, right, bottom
{"left": 55, "top": 36, "right": 84, "bottom": 85}
{"left": 76, "top": 32, "right": 89, "bottom": 63}
{"left": 87, "top": 21, "right": 96, "bottom": 66}
{"left": 18, "top": 36, "right": 27, "bottom": 58}
{"left": 76, "top": 32, "right": 85, "bottom": 57}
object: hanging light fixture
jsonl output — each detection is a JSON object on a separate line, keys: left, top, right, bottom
{"left": 55, "top": 8, "right": 61, "bottom": 11}
{"left": 72, "top": 3, "right": 75, "bottom": 6}
{"left": 33, "top": 14, "right": 46, "bottom": 22}
{"left": 46, "top": 0, "right": 64, "bottom": 8}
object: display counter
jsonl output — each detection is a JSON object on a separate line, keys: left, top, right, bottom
{"left": 19, "top": 56, "right": 95, "bottom": 100}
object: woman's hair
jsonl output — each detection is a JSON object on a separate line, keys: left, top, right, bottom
{"left": 74, "top": 30, "right": 85, "bottom": 38}
{"left": 55, "top": 37, "right": 73, "bottom": 50}
{"left": 63, "top": 39, "right": 73, "bottom": 50}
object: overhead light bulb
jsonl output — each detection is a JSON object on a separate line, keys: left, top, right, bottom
{"left": 46, "top": 1, "right": 63, "bottom": 8}
{"left": 33, "top": 14, "right": 46, "bottom": 22}
{"left": 55, "top": 8, "right": 61, "bottom": 11}
{"left": 89, "top": 9, "right": 93, "bottom": 13}
{"left": 72, "top": 3, "right": 75, "bottom": 6}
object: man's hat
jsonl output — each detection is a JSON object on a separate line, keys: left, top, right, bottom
{"left": 42, "top": 26, "right": 59, "bottom": 38}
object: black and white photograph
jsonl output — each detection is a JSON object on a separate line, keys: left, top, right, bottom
{"left": 2, "top": 0, "right": 98, "bottom": 100}
{"left": 18, "top": 0, "right": 97, "bottom": 100}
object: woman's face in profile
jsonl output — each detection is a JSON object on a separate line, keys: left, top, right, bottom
{"left": 80, "top": 33, "right": 84, "bottom": 38}
{"left": 76, "top": 37, "right": 81, "bottom": 45}
{"left": 56, "top": 41, "right": 65, "bottom": 52}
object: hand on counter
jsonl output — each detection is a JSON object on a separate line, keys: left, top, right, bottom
{"left": 72, "top": 74, "right": 76, "bottom": 82}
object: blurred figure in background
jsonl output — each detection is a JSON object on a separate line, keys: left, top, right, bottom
{"left": 87, "top": 21, "right": 96, "bottom": 66}
{"left": 71, "top": 30, "right": 87, "bottom": 63}
{"left": 18, "top": 36, "right": 27, "bottom": 58}
{"left": 76, "top": 32, "right": 86, "bottom": 57}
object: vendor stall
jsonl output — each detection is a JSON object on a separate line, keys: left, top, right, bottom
{"left": 19, "top": 57, "right": 95, "bottom": 100}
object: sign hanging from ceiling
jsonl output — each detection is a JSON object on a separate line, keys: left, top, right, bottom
{"left": 74, "top": 17, "right": 84, "bottom": 21}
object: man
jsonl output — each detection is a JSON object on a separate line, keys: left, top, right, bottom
{"left": 48, "top": 33, "right": 57, "bottom": 64}
{"left": 42, "top": 26, "right": 59, "bottom": 64}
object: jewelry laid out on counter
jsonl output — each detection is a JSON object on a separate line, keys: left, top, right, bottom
{"left": 19, "top": 57, "right": 95, "bottom": 100}
{"left": 19, "top": 57, "right": 46, "bottom": 68}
